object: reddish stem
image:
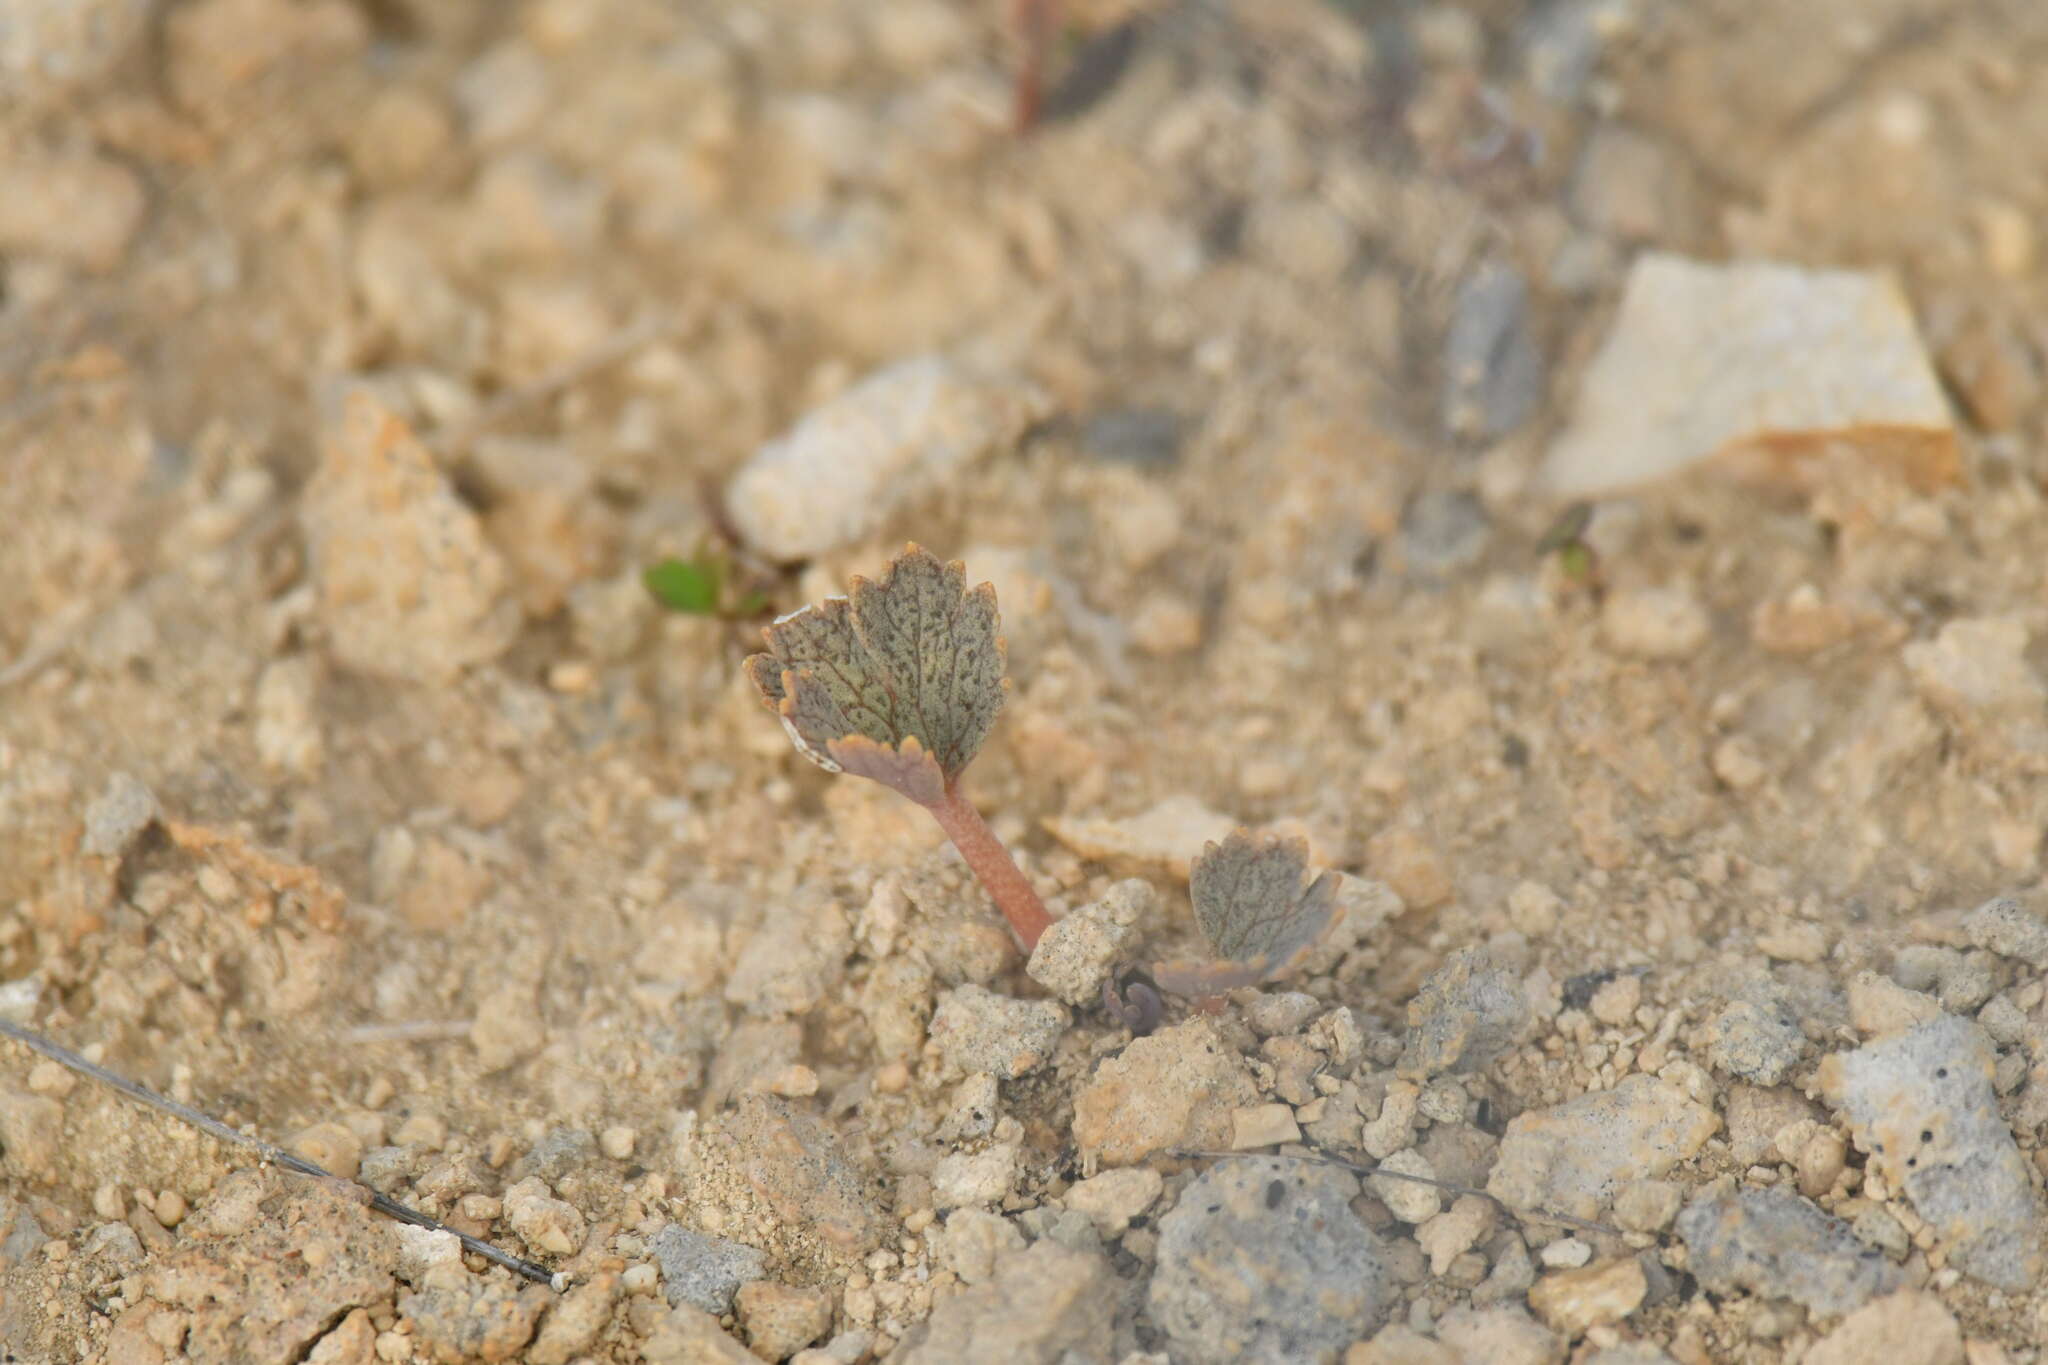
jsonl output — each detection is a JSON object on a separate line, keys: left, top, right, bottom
{"left": 926, "top": 784, "right": 1054, "bottom": 950}
{"left": 1011, "top": 0, "right": 1059, "bottom": 133}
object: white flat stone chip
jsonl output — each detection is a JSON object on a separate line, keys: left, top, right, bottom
{"left": 1542, "top": 253, "right": 1958, "bottom": 497}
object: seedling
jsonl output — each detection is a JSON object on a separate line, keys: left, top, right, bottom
{"left": 1536, "top": 501, "right": 1601, "bottom": 593}
{"left": 744, "top": 545, "right": 1054, "bottom": 949}
{"left": 644, "top": 541, "right": 770, "bottom": 620}
{"left": 1105, "top": 830, "right": 1339, "bottom": 1033}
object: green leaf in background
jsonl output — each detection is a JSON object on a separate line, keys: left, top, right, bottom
{"left": 1558, "top": 542, "right": 1594, "bottom": 584}
{"left": 644, "top": 556, "right": 724, "bottom": 615}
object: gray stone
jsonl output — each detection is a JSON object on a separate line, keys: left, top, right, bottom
{"left": 1819, "top": 1014, "right": 2042, "bottom": 1290}
{"left": 1473, "top": 1231, "right": 1536, "bottom": 1306}
{"left": 1520, "top": 0, "right": 1637, "bottom": 103}
{"left": 0, "top": 1195, "right": 46, "bottom": 1268}
{"left": 1402, "top": 490, "right": 1492, "bottom": 576}
{"left": 1977, "top": 993, "right": 2029, "bottom": 1047}
{"left": 355, "top": 1145, "right": 419, "bottom": 1195}
{"left": 0, "top": 1199, "right": 46, "bottom": 1270}
{"left": 1963, "top": 897, "right": 2048, "bottom": 968}
{"left": 1568, "top": 123, "right": 1697, "bottom": 245}
{"left": 1027, "top": 880, "right": 1149, "bottom": 1007}
{"left": 927, "top": 984, "right": 1068, "bottom": 1080}
{"left": 652, "top": 1223, "right": 769, "bottom": 1315}
{"left": 1149, "top": 1156, "right": 1388, "bottom": 1364}
{"left": 516, "top": 1127, "right": 595, "bottom": 1183}
{"left": 1400, "top": 950, "right": 1532, "bottom": 1079}
{"left": 82, "top": 1220, "right": 145, "bottom": 1269}
{"left": 1241, "top": 990, "right": 1322, "bottom": 1039}
{"left": 1079, "top": 407, "right": 1183, "bottom": 468}
{"left": 1488, "top": 1075, "right": 1717, "bottom": 1215}
{"left": 1442, "top": 262, "right": 1543, "bottom": 442}
{"left": 1931, "top": 953, "right": 1996, "bottom": 1014}
{"left": 1851, "top": 1205, "right": 1910, "bottom": 1260}
{"left": 1015, "top": 1206, "right": 1101, "bottom": 1255}
{"left": 1676, "top": 1186, "right": 1903, "bottom": 1317}
{"left": 1588, "top": 1347, "right": 1677, "bottom": 1365}
{"left": 1700, "top": 986, "right": 1806, "bottom": 1086}
{"left": 81, "top": 772, "right": 158, "bottom": 858}
{"left": 1890, "top": 946, "right": 1949, "bottom": 994}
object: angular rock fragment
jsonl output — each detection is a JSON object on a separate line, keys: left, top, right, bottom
{"left": 1676, "top": 1186, "right": 1902, "bottom": 1317}
{"left": 1150, "top": 1156, "right": 1387, "bottom": 1364}
{"left": 1819, "top": 1014, "right": 2042, "bottom": 1291}
{"left": 1543, "top": 254, "right": 1957, "bottom": 496}
{"left": 1487, "top": 1074, "right": 1717, "bottom": 1217}
{"left": 725, "top": 352, "right": 1047, "bottom": 561}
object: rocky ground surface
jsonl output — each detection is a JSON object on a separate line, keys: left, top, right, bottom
{"left": 6, "top": 1, "right": 2048, "bottom": 1362}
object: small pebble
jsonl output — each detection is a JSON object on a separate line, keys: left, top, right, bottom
{"left": 504, "top": 1176, "right": 586, "bottom": 1256}
{"left": 394, "top": 1114, "right": 448, "bottom": 1151}
{"left": 1442, "top": 261, "right": 1543, "bottom": 441}
{"left": 458, "top": 1193, "right": 501, "bottom": 1221}
{"left": 153, "top": 1191, "right": 187, "bottom": 1228}
{"left": 767, "top": 1064, "right": 820, "bottom": 1098}
{"left": 1230, "top": 1103, "right": 1302, "bottom": 1150}
{"left": 932, "top": 1141, "right": 1021, "bottom": 1210}
{"left": 1539, "top": 1236, "right": 1593, "bottom": 1269}
{"left": 547, "top": 660, "right": 597, "bottom": 693}
{"left": 725, "top": 352, "right": 1049, "bottom": 561}
{"left": 25, "top": 1061, "right": 74, "bottom": 1097}
{"left": 737, "top": 1281, "right": 835, "bottom": 1361}
{"left": 599, "top": 1126, "right": 638, "bottom": 1160}
{"left": 1151, "top": 1157, "right": 1387, "bottom": 1361}
{"left": 1064, "top": 1167, "right": 1164, "bottom": 1238}
{"left": 289, "top": 1122, "right": 364, "bottom": 1181}
{"left": 1600, "top": 586, "right": 1711, "bottom": 660}
{"left": 1527, "top": 1257, "right": 1648, "bottom": 1335}
{"left": 1371, "top": 1150, "right": 1442, "bottom": 1224}
{"left": 0, "top": 149, "right": 147, "bottom": 272}
{"left": 1588, "top": 975, "right": 1641, "bottom": 1027}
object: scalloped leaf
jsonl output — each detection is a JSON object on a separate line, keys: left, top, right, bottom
{"left": 1148, "top": 830, "right": 1338, "bottom": 998}
{"left": 744, "top": 544, "right": 1007, "bottom": 800}
{"left": 826, "top": 733, "right": 947, "bottom": 807}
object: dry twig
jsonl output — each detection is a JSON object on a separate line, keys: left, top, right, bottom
{"left": 0, "top": 1018, "right": 566, "bottom": 1290}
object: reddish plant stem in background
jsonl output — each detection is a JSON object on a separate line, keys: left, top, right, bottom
{"left": 926, "top": 784, "right": 1054, "bottom": 949}
{"left": 1011, "top": 0, "right": 1059, "bottom": 132}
